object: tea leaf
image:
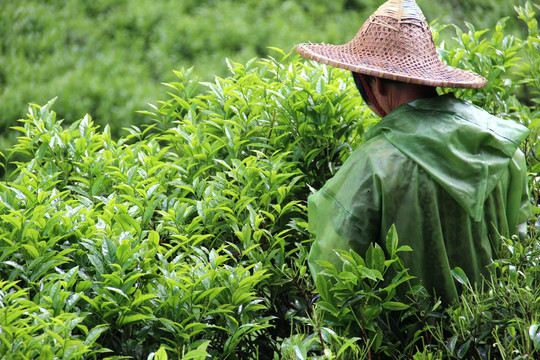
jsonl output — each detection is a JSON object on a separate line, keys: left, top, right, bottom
{"left": 382, "top": 301, "right": 410, "bottom": 311}
{"left": 457, "top": 339, "right": 472, "bottom": 359}
{"left": 385, "top": 224, "right": 398, "bottom": 258}
{"left": 84, "top": 325, "right": 109, "bottom": 346}
{"left": 451, "top": 267, "right": 469, "bottom": 286}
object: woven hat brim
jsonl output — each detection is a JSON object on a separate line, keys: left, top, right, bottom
{"left": 297, "top": 43, "right": 488, "bottom": 89}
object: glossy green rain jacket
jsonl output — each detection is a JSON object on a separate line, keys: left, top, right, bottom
{"left": 308, "top": 94, "right": 530, "bottom": 303}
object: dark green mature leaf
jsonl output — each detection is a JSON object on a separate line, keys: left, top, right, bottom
{"left": 385, "top": 224, "right": 399, "bottom": 258}
{"left": 457, "top": 339, "right": 472, "bottom": 359}
{"left": 381, "top": 301, "right": 410, "bottom": 311}
{"left": 316, "top": 273, "right": 330, "bottom": 303}
{"left": 451, "top": 267, "right": 469, "bottom": 286}
{"left": 366, "top": 243, "right": 385, "bottom": 273}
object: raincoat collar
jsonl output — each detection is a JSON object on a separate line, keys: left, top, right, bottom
{"left": 365, "top": 94, "right": 529, "bottom": 221}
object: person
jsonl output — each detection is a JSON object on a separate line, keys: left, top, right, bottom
{"left": 296, "top": 0, "right": 530, "bottom": 303}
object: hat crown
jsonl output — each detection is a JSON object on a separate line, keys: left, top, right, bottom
{"left": 372, "top": 0, "right": 426, "bottom": 23}
{"left": 295, "top": 0, "right": 487, "bottom": 88}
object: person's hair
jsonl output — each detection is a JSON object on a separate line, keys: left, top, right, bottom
{"left": 351, "top": 72, "right": 403, "bottom": 105}
{"left": 352, "top": 72, "right": 374, "bottom": 104}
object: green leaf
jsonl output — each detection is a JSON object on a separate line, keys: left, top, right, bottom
{"left": 358, "top": 267, "right": 383, "bottom": 281}
{"left": 529, "top": 324, "right": 540, "bottom": 349}
{"left": 154, "top": 346, "right": 168, "bottom": 360}
{"left": 231, "top": 288, "right": 255, "bottom": 306}
{"left": 336, "top": 337, "right": 361, "bottom": 357}
{"left": 132, "top": 293, "right": 158, "bottom": 307}
{"left": 385, "top": 224, "right": 398, "bottom": 258}
{"left": 182, "top": 349, "right": 209, "bottom": 360}
{"left": 457, "top": 339, "right": 471, "bottom": 359}
{"left": 451, "top": 267, "right": 469, "bottom": 286}
{"left": 317, "top": 260, "right": 338, "bottom": 274}
{"left": 396, "top": 245, "right": 413, "bottom": 252}
{"left": 382, "top": 301, "right": 410, "bottom": 311}
{"left": 316, "top": 274, "right": 330, "bottom": 302}
{"left": 363, "top": 304, "right": 382, "bottom": 322}
{"left": 366, "top": 243, "right": 385, "bottom": 273}
{"left": 182, "top": 341, "right": 210, "bottom": 360}
{"left": 87, "top": 254, "right": 105, "bottom": 274}
{"left": 149, "top": 230, "right": 160, "bottom": 247}
{"left": 117, "top": 313, "right": 153, "bottom": 326}
{"left": 76, "top": 281, "right": 92, "bottom": 292}
{"left": 84, "top": 325, "right": 109, "bottom": 346}
{"left": 105, "top": 286, "right": 129, "bottom": 300}
{"left": 114, "top": 214, "right": 141, "bottom": 234}
{"left": 447, "top": 335, "right": 459, "bottom": 354}
{"left": 21, "top": 244, "right": 40, "bottom": 259}
{"left": 115, "top": 243, "right": 130, "bottom": 263}
{"left": 317, "top": 301, "right": 340, "bottom": 315}
{"left": 292, "top": 345, "right": 307, "bottom": 360}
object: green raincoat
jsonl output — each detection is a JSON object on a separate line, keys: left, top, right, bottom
{"left": 308, "top": 94, "right": 530, "bottom": 303}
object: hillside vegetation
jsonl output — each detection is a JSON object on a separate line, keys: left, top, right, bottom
{"left": 0, "top": 1, "right": 539, "bottom": 359}
{"left": 0, "top": 0, "right": 530, "bottom": 139}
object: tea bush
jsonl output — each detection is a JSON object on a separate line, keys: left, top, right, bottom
{"left": 0, "top": 51, "right": 368, "bottom": 358}
{"left": 0, "top": 2, "right": 539, "bottom": 359}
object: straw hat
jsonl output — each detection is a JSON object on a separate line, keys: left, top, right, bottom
{"left": 296, "top": 0, "right": 487, "bottom": 89}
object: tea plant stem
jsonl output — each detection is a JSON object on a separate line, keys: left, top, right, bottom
{"left": 290, "top": 270, "right": 326, "bottom": 353}
{"left": 357, "top": 306, "right": 372, "bottom": 360}
{"left": 316, "top": 316, "right": 326, "bottom": 354}
{"left": 264, "top": 110, "right": 277, "bottom": 157}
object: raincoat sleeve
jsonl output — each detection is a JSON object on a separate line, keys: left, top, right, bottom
{"left": 307, "top": 149, "right": 381, "bottom": 277}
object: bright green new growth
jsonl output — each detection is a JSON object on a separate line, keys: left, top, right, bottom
{"left": 0, "top": 3, "right": 539, "bottom": 359}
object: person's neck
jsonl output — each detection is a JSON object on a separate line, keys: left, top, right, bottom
{"left": 386, "top": 85, "right": 438, "bottom": 113}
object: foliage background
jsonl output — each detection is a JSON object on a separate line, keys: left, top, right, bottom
{"left": 0, "top": 0, "right": 539, "bottom": 359}
{"left": 0, "top": 0, "right": 532, "bottom": 142}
